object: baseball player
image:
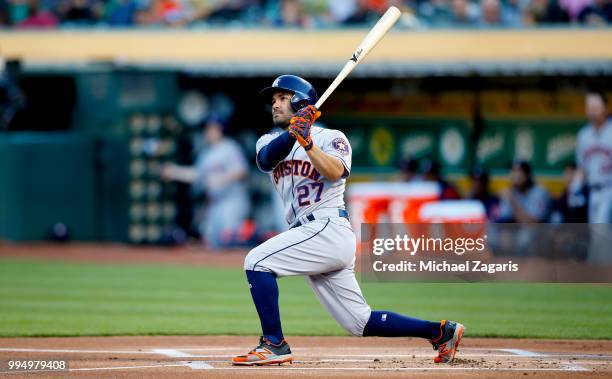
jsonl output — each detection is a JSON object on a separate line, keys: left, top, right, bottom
{"left": 162, "top": 116, "right": 250, "bottom": 248}
{"left": 233, "top": 75, "right": 464, "bottom": 366}
{"left": 575, "top": 90, "right": 612, "bottom": 263}
{"left": 576, "top": 90, "right": 612, "bottom": 224}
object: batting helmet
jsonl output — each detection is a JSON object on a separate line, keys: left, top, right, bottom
{"left": 259, "top": 75, "right": 318, "bottom": 111}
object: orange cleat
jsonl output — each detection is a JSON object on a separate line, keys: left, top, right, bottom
{"left": 232, "top": 336, "right": 293, "bottom": 366}
{"left": 431, "top": 320, "right": 465, "bottom": 364}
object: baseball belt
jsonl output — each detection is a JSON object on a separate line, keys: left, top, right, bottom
{"left": 291, "top": 209, "right": 349, "bottom": 229}
{"left": 590, "top": 182, "right": 611, "bottom": 192}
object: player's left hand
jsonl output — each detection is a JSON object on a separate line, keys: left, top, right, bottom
{"left": 296, "top": 105, "right": 321, "bottom": 124}
{"left": 288, "top": 105, "right": 321, "bottom": 150}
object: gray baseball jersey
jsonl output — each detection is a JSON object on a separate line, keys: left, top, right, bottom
{"left": 576, "top": 119, "right": 612, "bottom": 189}
{"left": 255, "top": 126, "right": 352, "bottom": 227}
{"left": 196, "top": 138, "right": 249, "bottom": 200}
{"left": 246, "top": 126, "right": 372, "bottom": 336}
{"left": 576, "top": 119, "right": 612, "bottom": 260}
{"left": 195, "top": 138, "right": 250, "bottom": 247}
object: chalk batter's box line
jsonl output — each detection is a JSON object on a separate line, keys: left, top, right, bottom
{"left": 0, "top": 347, "right": 607, "bottom": 373}
{"left": 0, "top": 347, "right": 610, "bottom": 359}
{"left": 0, "top": 365, "right": 593, "bottom": 374}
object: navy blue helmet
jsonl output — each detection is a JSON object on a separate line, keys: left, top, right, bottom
{"left": 259, "top": 75, "right": 318, "bottom": 111}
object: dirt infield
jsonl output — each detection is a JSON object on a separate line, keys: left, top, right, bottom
{"left": 1, "top": 243, "right": 611, "bottom": 378}
{"left": 0, "top": 242, "right": 246, "bottom": 268}
{"left": 0, "top": 336, "right": 611, "bottom": 378}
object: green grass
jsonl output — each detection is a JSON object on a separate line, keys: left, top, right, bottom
{"left": 0, "top": 259, "right": 611, "bottom": 339}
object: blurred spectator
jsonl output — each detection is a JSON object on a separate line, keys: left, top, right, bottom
{"left": 0, "top": 0, "right": 601, "bottom": 28}
{"left": 479, "top": 0, "right": 522, "bottom": 27}
{"left": 344, "top": 0, "right": 382, "bottom": 24}
{"left": 418, "top": 0, "right": 452, "bottom": 26}
{"left": 161, "top": 116, "right": 251, "bottom": 249}
{"left": 0, "top": 59, "right": 26, "bottom": 131}
{"left": 523, "top": 0, "right": 570, "bottom": 25}
{"left": 421, "top": 158, "right": 461, "bottom": 199}
{"left": 480, "top": 0, "right": 502, "bottom": 24}
{"left": 135, "top": 0, "right": 188, "bottom": 25}
{"left": 0, "top": 0, "right": 8, "bottom": 25}
{"left": 577, "top": 0, "right": 612, "bottom": 24}
{"left": 550, "top": 163, "right": 589, "bottom": 223}
{"left": 559, "top": 0, "right": 592, "bottom": 20}
{"left": 16, "top": 0, "right": 57, "bottom": 27}
{"left": 575, "top": 90, "right": 612, "bottom": 224}
{"left": 7, "top": 0, "right": 30, "bottom": 24}
{"left": 387, "top": 0, "right": 422, "bottom": 28}
{"left": 449, "top": 0, "right": 479, "bottom": 26}
{"left": 398, "top": 156, "right": 421, "bottom": 182}
{"left": 328, "top": 0, "right": 357, "bottom": 23}
{"left": 507, "top": 0, "right": 531, "bottom": 15}
{"left": 272, "top": 0, "right": 309, "bottom": 27}
{"left": 497, "top": 160, "right": 551, "bottom": 223}
{"left": 103, "top": 0, "right": 137, "bottom": 25}
{"left": 203, "top": 0, "right": 257, "bottom": 24}
{"left": 467, "top": 166, "right": 500, "bottom": 220}
{"left": 57, "top": 0, "right": 101, "bottom": 24}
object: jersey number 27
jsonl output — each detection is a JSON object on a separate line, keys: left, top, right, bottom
{"left": 296, "top": 182, "right": 324, "bottom": 206}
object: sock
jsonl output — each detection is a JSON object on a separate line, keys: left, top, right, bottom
{"left": 363, "top": 311, "right": 441, "bottom": 340}
{"left": 245, "top": 270, "right": 284, "bottom": 345}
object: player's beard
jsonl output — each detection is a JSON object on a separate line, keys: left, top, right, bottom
{"left": 272, "top": 114, "right": 292, "bottom": 128}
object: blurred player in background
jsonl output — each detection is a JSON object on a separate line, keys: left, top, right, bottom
{"left": 497, "top": 160, "right": 551, "bottom": 223}
{"left": 575, "top": 90, "right": 611, "bottom": 263}
{"left": 575, "top": 90, "right": 612, "bottom": 224}
{"left": 162, "top": 115, "right": 250, "bottom": 248}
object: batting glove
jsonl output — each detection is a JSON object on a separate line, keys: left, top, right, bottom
{"left": 288, "top": 105, "right": 321, "bottom": 151}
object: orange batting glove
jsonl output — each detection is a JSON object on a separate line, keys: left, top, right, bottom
{"left": 288, "top": 105, "right": 321, "bottom": 151}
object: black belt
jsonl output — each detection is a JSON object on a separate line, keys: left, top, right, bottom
{"left": 291, "top": 209, "right": 349, "bottom": 229}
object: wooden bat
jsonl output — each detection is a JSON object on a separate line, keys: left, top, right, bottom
{"left": 314, "top": 6, "right": 401, "bottom": 109}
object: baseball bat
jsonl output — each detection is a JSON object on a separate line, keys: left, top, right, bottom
{"left": 314, "top": 6, "right": 401, "bottom": 109}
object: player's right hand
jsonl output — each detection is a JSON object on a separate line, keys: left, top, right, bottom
{"left": 288, "top": 105, "right": 321, "bottom": 150}
{"left": 160, "top": 163, "right": 176, "bottom": 181}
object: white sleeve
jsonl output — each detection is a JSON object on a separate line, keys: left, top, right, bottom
{"left": 255, "top": 132, "right": 280, "bottom": 173}
{"left": 321, "top": 130, "right": 352, "bottom": 178}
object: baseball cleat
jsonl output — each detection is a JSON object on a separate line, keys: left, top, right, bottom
{"left": 431, "top": 320, "right": 465, "bottom": 364}
{"left": 232, "top": 336, "right": 293, "bottom": 366}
